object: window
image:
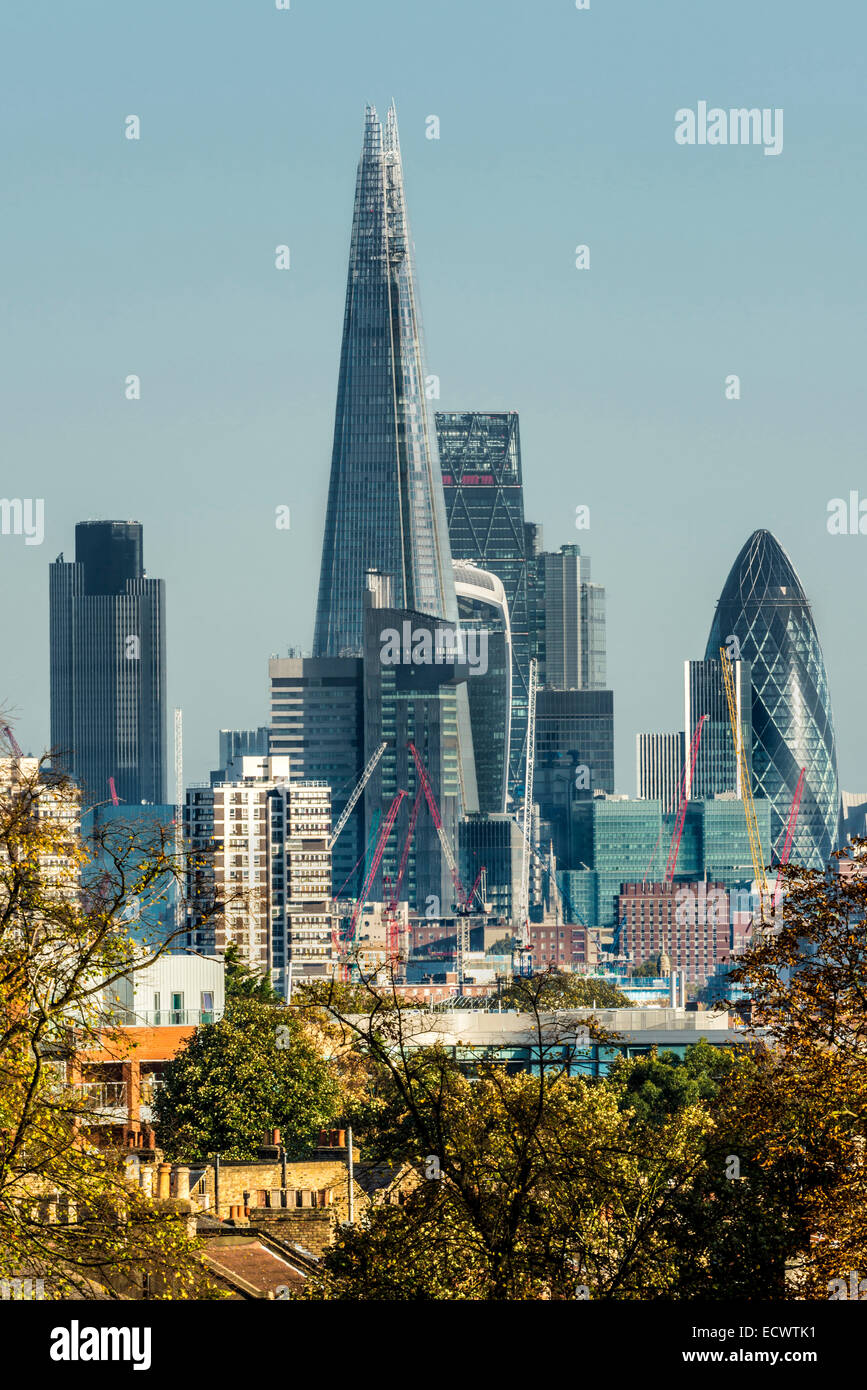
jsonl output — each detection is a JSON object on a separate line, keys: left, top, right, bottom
{"left": 171, "top": 992, "right": 184, "bottom": 1025}
{"left": 201, "top": 991, "right": 214, "bottom": 1023}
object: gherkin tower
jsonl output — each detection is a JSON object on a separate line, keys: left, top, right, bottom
{"left": 314, "top": 103, "right": 457, "bottom": 656}
{"left": 705, "top": 530, "right": 840, "bottom": 870}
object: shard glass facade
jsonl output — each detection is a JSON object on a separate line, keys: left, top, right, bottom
{"left": 705, "top": 530, "right": 839, "bottom": 869}
{"left": 313, "top": 105, "right": 479, "bottom": 820}
{"left": 314, "top": 104, "right": 457, "bottom": 658}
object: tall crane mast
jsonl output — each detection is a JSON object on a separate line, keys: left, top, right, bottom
{"left": 719, "top": 646, "right": 770, "bottom": 919}
{"left": 347, "top": 790, "right": 406, "bottom": 943}
{"left": 2, "top": 725, "right": 23, "bottom": 759}
{"left": 383, "top": 785, "right": 424, "bottom": 962}
{"left": 328, "top": 742, "right": 388, "bottom": 850}
{"left": 663, "top": 714, "right": 707, "bottom": 882}
{"left": 408, "top": 743, "right": 469, "bottom": 911}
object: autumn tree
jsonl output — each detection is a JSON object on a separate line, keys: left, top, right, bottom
{"left": 720, "top": 841, "right": 867, "bottom": 1297}
{"left": 0, "top": 737, "right": 221, "bottom": 1297}
{"left": 292, "top": 976, "right": 715, "bottom": 1299}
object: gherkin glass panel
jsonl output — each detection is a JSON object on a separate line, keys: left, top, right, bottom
{"left": 705, "top": 530, "right": 839, "bottom": 869}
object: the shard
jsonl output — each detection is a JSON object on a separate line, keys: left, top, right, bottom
{"left": 313, "top": 104, "right": 478, "bottom": 817}
{"left": 314, "top": 103, "right": 458, "bottom": 656}
{"left": 705, "top": 529, "right": 840, "bottom": 869}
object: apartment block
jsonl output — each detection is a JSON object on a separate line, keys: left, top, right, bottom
{"left": 184, "top": 756, "right": 333, "bottom": 996}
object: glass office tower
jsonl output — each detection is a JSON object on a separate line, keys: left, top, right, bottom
{"left": 437, "top": 411, "right": 530, "bottom": 799}
{"left": 314, "top": 104, "right": 457, "bottom": 655}
{"left": 705, "top": 530, "right": 840, "bottom": 868}
{"left": 313, "top": 104, "right": 477, "bottom": 816}
{"left": 685, "top": 658, "right": 752, "bottom": 800}
{"left": 50, "top": 520, "right": 166, "bottom": 809}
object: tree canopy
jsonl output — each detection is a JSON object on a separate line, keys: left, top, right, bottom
{"left": 0, "top": 743, "right": 217, "bottom": 1297}
{"left": 152, "top": 996, "right": 340, "bottom": 1161}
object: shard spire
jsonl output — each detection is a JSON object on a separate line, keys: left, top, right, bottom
{"left": 313, "top": 103, "right": 458, "bottom": 658}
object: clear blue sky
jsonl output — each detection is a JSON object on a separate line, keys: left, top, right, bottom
{"left": 2, "top": 0, "right": 865, "bottom": 794}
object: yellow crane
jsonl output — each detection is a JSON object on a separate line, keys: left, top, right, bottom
{"left": 719, "top": 646, "right": 770, "bottom": 922}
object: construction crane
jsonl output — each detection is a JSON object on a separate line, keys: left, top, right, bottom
{"left": 510, "top": 815, "right": 590, "bottom": 935}
{"left": 464, "top": 865, "right": 485, "bottom": 915}
{"left": 607, "top": 913, "right": 633, "bottom": 974}
{"left": 2, "top": 725, "right": 23, "bottom": 758}
{"left": 333, "top": 791, "right": 406, "bottom": 980}
{"left": 347, "top": 790, "right": 406, "bottom": 944}
{"left": 516, "top": 658, "right": 538, "bottom": 971}
{"left": 719, "top": 646, "right": 770, "bottom": 919}
{"left": 108, "top": 777, "right": 119, "bottom": 806}
{"left": 383, "top": 785, "right": 424, "bottom": 961}
{"left": 328, "top": 742, "right": 387, "bottom": 850}
{"left": 408, "top": 742, "right": 470, "bottom": 912}
{"left": 773, "top": 767, "right": 805, "bottom": 904}
{"left": 663, "top": 714, "right": 707, "bottom": 882}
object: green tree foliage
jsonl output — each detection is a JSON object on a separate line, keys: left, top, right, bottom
{"left": 610, "top": 1037, "right": 733, "bottom": 1126}
{"left": 223, "top": 942, "right": 281, "bottom": 1002}
{"left": 293, "top": 842, "right": 867, "bottom": 1298}
{"left": 631, "top": 957, "right": 662, "bottom": 978}
{"left": 153, "top": 996, "right": 340, "bottom": 1161}
{"left": 298, "top": 1046, "right": 712, "bottom": 1300}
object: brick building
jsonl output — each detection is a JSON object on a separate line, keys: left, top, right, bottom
{"left": 617, "top": 881, "right": 731, "bottom": 984}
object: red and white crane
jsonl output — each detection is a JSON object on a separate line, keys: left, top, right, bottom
{"left": 663, "top": 714, "right": 707, "bottom": 883}
{"left": 383, "top": 785, "right": 424, "bottom": 961}
{"left": 408, "top": 742, "right": 471, "bottom": 912}
{"left": 2, "top": 725, "right": 23, "bottom": 759}
{"left": 773, "top": 767, "right": 805, "bottom": 904}
{"left": 347, "top": 789, "right": 406, "bottom": 945}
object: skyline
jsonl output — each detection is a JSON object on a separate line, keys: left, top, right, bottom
{"left": 2, "top": 0, "right": 865, "bottom": 798}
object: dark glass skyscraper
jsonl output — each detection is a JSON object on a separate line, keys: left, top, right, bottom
{"left": 437, "top": 411, "right": 530, "bottom": 799}
{"left": 534, "top": 689, "right": 615, "bottom": 866}
{"left": 705, "top": 530, "right": 839, "bottom": 869}
{"left": 50, "top": 521, "right": 166, "bottom": 808}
